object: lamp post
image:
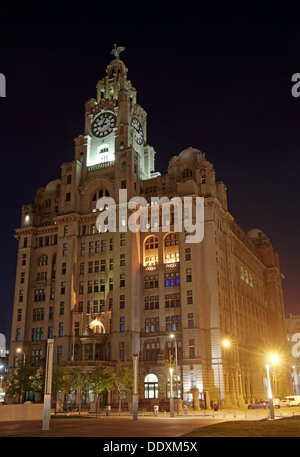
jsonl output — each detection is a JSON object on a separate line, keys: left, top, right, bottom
{"left": 16, "top": 348, "right": 25, "bottom": 365}
{"left": 42, "top": 339, "right": 54, "bottom": 430}
{"left": 170, "top": 334, "right": 179, "bottom": 415}
{"left": 216, "top": 338, "right": 230, "bottom": 410}
{"left": 16, "top": 348, "right": 26, "bottom": 403}
{"left": 133, "top": 353, "right": 138, "bottom": 421}
{"left": 266, "top": 353, "right": 279, "bottom": 420}
{"left": 169, "top": 367, "right": 174, "bottom": 417}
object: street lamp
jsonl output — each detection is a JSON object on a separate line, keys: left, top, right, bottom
{"left": 16, "top": 348, "right": 25, "bottom": 365}
{"left": 169, "top": 367, "right": 174, "bottom": 417}
{"left": 266, "top": 353, "right": 280, "bottom": 420}
{"left": 170, "top": 333, "right": 179, "bottom": 415}
{"left": 217, "top": 338, "right": 231, "bottom": 410}
{"left": 16, "top": 348, "right": 25, "bottom": 404}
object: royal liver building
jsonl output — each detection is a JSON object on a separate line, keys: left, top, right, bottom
{"left": 9, "top": 47, "right": 291, "bottom": 409}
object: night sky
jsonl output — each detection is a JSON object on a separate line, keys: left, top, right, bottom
{"left": 1, "top": 1, "right": 300, "bottom": 342}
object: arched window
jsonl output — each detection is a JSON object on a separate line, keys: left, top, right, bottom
{"left": 43, "top": 199, "right": 52, "bottom": 209}
{"left": 163, "top": 232, "right": 179, "bottom": 264}
{"left": 38, "top": 254, "right": 48, "bottom": 266}
{"left": 144, "top": 373, "right": 158, "bottom": 399}
{"left": 97, "top": 144, "right": 110, "bottom": 162}
{"left": 92, "top": 189, "right": 110, "bottom": 201}
{"left": 182, "top": 168, "right": 193, "bottom": 179}
{"left": 89, "top": 319, "right": 105, "bottom": 334}
{"left": 144, "top": 235, "right": 159, "bottom": 266}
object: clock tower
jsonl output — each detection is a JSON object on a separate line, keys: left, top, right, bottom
{"left": 76, "top": 48, "right": 159, "bottom": 193}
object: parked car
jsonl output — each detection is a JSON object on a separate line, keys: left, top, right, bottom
{"left": 280, "top": 396, "right": 300, "bottom": 407}
{"left": 248, "top": 400, "right": 269, "bottom": 409}
{"left": 273, "top": 398, "right": 281, "bottom": 408}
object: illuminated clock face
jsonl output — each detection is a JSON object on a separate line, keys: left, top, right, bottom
{"left": 91, "top": 112, "right": 116, "bottom": 138}
{"left": 131, "top": 117, "right": 144, "bottom": 145}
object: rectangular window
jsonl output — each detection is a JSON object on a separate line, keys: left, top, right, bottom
{"left": 89, "top": 241, "right": 94, "bottom": 255}
{"left": 48, "top": 326, "right": 53, "bottom": 339}
{"left": 145, "top": 317, "right": 159, "bottom": 333}
{"left": 32, "top": 327, "right": 43, "bottom": 341}
{"left": 120, "top": 317, "right": 125, "bottom": 332}
{"left": 79, "top": 282, "right": 84, "bottom": 294}
{"left": 166, "top": 315, "right": 181, "bottom": 332}
{"left": 120, "top": 274, "right": 125, "bottom": 287}
{"left": 34, "top": 289, "right": 46, "bottom": 301}
{"left": 59, "top": 322, "right": 64, "bottom": 337}
{"left": 57, "top": 346, "right": 63, "bottom": 363}
{"left": 16, "top": 328, "right": 21, "bottom": 342}
{"left": 188, "top": 313, "right": 194, "bottom": 328}
{"left": 189, "top": 339, "right": 195, "bottom": 359}
{"left": 120, "top": 253, "right": 125, "bottom": 266}
{"left": 120, "top": 295, "right": 125, "bottom": 309}
{"left": 119, "top": 342, "right": 125, "bottom": 361}
{"left": 187, "top": 290, "right": 193, "bottom": 304}
{"left": 185, "top": 247, "right": 191, "bottom": 261}
{"left": 74, "top": 322, "right": 79, "bottom": 337}
{"left": 164, "top": 272, "right": 180, "bottom": 287}
{"left": 33, "top": 307, "right": 45, "bottom": 321}
{"left": 186, "top": 268, "right": 192, "bottom": 282}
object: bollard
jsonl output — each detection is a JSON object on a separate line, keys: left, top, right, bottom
{"left": 234, "top": 411, "right": 236, "bottom": 418}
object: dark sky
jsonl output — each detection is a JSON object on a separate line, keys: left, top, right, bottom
{"left": 0, "top": 0, "right": 300, "bottom": 341}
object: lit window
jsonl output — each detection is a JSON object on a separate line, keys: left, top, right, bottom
{"left": 144, "top": 235, "right": 159, "bottom": 266}
{"left": 163, "top": 233, "right": 179, "bottom": 264}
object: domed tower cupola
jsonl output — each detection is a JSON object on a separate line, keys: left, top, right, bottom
{"left": 96, "top": 44, "right": 137, "bottom": 104}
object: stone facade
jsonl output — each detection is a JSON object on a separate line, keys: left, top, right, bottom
{"left": 9, "top": 55, "right": 291, "bottom": 408}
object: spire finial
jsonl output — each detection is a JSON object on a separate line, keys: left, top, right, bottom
{"left": 110, "top": 43, "right": 126, "bottom": 59}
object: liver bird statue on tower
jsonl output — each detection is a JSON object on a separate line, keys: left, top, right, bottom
{"left": 110, "top": 43, "right": 126, "bottom": 59}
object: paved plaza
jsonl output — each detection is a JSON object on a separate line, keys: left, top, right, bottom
{"left": 0, "top": 408, "right": 295, "bottom": 438}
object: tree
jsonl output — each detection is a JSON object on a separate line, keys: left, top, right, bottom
{"left": 52, "top": 365, "right": 78, "bottom": 412}
{"left": 108, "top": 362, "right": 133, "bottom": 415}
{"left": 86, "top": 366, "right": 114, "bottom": 415}
{"left": 5, "top": 357, "right": 41, "bottom": 403}
{"left": 29, "top": 367, "right": 45, "bottom": 401}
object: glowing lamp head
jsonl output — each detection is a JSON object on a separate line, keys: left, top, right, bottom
{"left": 269, "top": 354, "right": 279, "bottom": 365}
{"left": 222, "top": 339, "right": 230, "bottom": 348}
